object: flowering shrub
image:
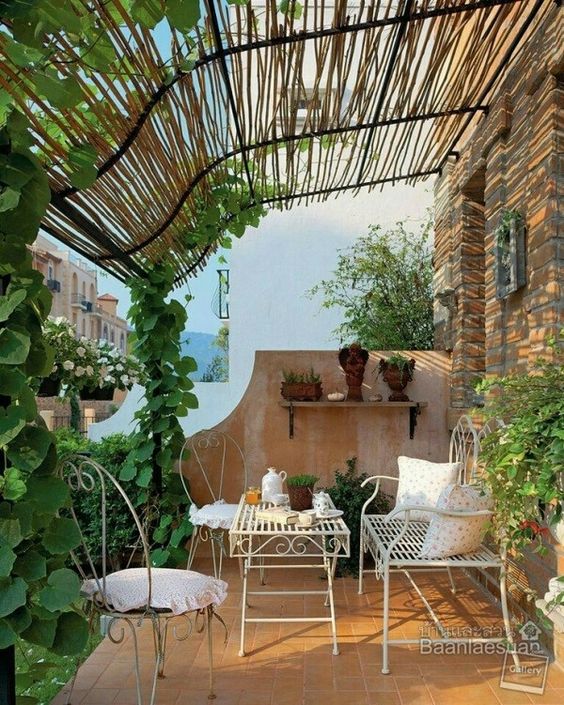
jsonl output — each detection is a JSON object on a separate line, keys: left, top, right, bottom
{"left": 43, "top": 317, "right": 145, "bottom": 396}
{"left": 97, "top": 340, "right": 145, "bottom": 391}
{"left": 477, "top": 334, "right": 564, "bottom": 555}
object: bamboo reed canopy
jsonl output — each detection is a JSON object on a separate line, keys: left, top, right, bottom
{"left": 0, "top": 0, "right": 552, "bottom": 282}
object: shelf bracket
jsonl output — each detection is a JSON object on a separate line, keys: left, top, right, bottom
{"left": 409, "top": 403, "right": 421, "bottom": 439}
{"left": 288, "top": 401, "right": 295, "bottom": 439}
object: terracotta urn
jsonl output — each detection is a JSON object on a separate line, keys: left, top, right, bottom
{"left": 379, "top": 358, "right": 416, "bottom": 401}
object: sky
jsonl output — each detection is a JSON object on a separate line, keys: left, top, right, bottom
{"left": 42, "top": 231, "right": 225, "bottom": 335}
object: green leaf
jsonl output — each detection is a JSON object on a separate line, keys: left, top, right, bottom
{"left": 0, "top": 368, "right": 26, "bottom": 396}
{"left": 0, "top": 187, "right": 20, "bottom": 212}
{"left": 6, "top": 425, "right": 53, "bottom": 472}
{"left": 0, "top": 619, "right": 16, "bottom": 648}
{"left": 42, "top": 517, "right": 82, "bottom": 554}
{"left": 0, "top": 545, "right": 16, "bottom": 577}
{"left": 21, "top": 614, "right": 57, "bottom": 648}
{"left": 166, "top": 0, "right": 201, "bottom": 32}
{"left": 135, "top": 440, "right": 154, "bottom": 463}
{"left": 5, "top": 605, "right": 31, "bottom": 635}
{"left": 1, "top": 467, "right": 27, "bottom": 501}
{"left": 67, "top": 143, "right": 98, "bottom": 190}
{"left": 0, "top": 405, "right": 26, "bottom": 446}
{"left": 131, "top": 0, "right": 165, "bottom": 28}
{"left": 136, "top": 465, "right": 152, "bottom": 487}
{"left": 33, "top": 70, "right": 83, "bottom": 109}
{"left": 0, "top": 577, "right": 27, "bottom": 618}
{"left": 0, "top": 287, "right": 26, "bottom": 321}
{"left": 1, "top": 33, "right": 43, "bottom": 67}
{"left": 13, "top": 551, "right": 46, "bottom": 582}
{"left": 0, "top": 518, "right": 22, "bottom": 548}
{"left": 51, "top": 611, "right": 89, "bottom": 655}
{"left": 38, "top": 568, "right": 80, "bottom": 612}
{"left": 150, "top": 548, "right": 170, "bottom": 567}
{"left": 24, "top": 476, "right": 70, "bottom": 513}
{"left": 0, "top": 327, "right": 30, "bottom": 364}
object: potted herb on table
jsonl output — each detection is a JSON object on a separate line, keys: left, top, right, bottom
{"left": 378, "top": 354, "right": 415, "bottom": 401}
{"left": 286, "top": 474, "right": 319, "bottom": 511}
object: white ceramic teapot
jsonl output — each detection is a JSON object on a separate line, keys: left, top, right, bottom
{"left": 313, "top": 491, "right": 331, "bottom": 517}
{"left": 261, "top": 467, "right": 287, "bottom": 502}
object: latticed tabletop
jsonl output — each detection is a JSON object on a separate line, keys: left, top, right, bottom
{"left": 229, "top": 496, "right": 350, "bottom": 559}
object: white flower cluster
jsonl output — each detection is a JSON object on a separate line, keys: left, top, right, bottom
{"left": 44, "top": 317, "right": 145, "bottom": 394}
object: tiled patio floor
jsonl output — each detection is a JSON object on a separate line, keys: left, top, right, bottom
{"left": 52, "top": 558, "right": 564, "bottom": 705}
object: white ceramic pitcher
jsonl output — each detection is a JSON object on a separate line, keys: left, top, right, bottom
{"left": 261, "top": 467, "right": 287, "bottom": 502}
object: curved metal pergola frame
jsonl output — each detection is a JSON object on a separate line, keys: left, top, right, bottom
{"left": 0, "top": 0, "right": 554, "bottom": 282}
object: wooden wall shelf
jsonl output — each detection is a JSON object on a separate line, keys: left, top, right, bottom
{"left": 278, "top": 400, "right": 428, "bottom": 440}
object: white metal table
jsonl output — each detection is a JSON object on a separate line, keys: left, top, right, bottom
{"left": 229, "top": 497, "right": 350, "bottom": 656}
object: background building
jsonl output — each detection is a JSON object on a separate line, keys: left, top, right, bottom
{"left": 30, "top": 234, "right": 129, "bottom": 349}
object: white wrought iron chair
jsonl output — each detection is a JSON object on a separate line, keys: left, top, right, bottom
{"left": 59, "top": 455, "right": 228, "bottom": 705}
{"left": 179, "top": 429, "right": 248, "bottom": 579}
{"left": 358, "top": 416, "right": 516, "bottom": 674}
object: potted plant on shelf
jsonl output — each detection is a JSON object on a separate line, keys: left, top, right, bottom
{"left": 281, "top": 368, "right": 323, "bottom": 401}
{"left": 286, "top": 474, "right": 319, "bottom": 511}
{"left": 378, "top": 354, "right": 415, "bottom": 401}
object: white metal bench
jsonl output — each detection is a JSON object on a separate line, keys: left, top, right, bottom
{"left": 358, "top": 416, "right": 515, "bottom": 674}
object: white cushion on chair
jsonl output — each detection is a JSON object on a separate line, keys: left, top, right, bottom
{"left": 81, "top": 567, "right": 228, "bottom": 615}
{"left": 395, "top": 456, "right": 460, "bottom": 522}
{"left": 420, "top": 484, "right": 492, "bottom": 558}
{"left": 189, "top": 499, "right": 238, "bottom": 530}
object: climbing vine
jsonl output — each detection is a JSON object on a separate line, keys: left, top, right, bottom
{"left": 0, "top": 114, "right": 89, "bottom": 671}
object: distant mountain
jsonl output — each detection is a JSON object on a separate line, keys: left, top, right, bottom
{"left": 180, "top": 331, "right": 217, "bottom": 381}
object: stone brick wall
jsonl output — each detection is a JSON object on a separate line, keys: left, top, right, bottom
{"left": 433, "top": 4, "right": 563, "bottom": 663}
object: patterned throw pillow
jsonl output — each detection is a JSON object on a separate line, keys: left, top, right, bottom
{"left": 420, "top": 484, "right": 492, "bottom": 559}
{"left": 395, "top": 456, "right": 460, "bottom": 522}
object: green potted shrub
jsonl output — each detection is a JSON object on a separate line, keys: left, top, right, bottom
{"left": 378, "top": 353, "right": 415, "bottom": 401}
{"left": 281, "top": 368, "right": 323, "bottom": 401}
{"left": 286, "top": 473, "right": 319, "bottom": 511}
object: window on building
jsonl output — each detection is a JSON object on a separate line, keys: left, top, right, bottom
{"left": 110, "top": 329, "right": 115, "bottom": 344}
{"left": 120, "top": 333, "right": 125, "bottom": 351}
{"left": 81, "top": 319, "right": 85, "bottom": 337}
{"left": 102, "top": 324, "right": 108, "bottom": 340}
{"left": 48, "top": 264, "right": 53, "bottom": 281}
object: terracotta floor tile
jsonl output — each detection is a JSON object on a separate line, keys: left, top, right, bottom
{"left": 425, "top": 676, "right": 502, "bottom": 705}
{"left": 49, "top": 565, "right": 553, "bottom": 705}
{"left": 80, "top": 688, "right": 120, "bottom": 705}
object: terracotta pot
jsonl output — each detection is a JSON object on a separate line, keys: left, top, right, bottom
{"left": 37, "top": 375, "right": 61, "bottom": 397}
{"left": 281, "top": 382, "right": 322, "bottom": 401}
{"left": 380, "top": 359, "right": 415, "bottom": 401}
{"left": 287, "top": 485, "right": 314, "bottom": 511}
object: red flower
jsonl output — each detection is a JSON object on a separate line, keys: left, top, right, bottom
{"left": 519, "top": 520, "right": 549, "bottom": 538}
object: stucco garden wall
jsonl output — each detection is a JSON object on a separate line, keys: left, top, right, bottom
{"left": 179, "top": 349, "right": 451, "bottom": 507}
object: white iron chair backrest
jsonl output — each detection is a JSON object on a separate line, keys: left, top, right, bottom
{"left": 449, "top": 415, "right": 479, "bottom": 484}
{"left": 477, "top": 418, "right": 506, "bottom": 446}
{"left": 58, "top": 454, "right": 152, "bottom": 613}
{"left": 178, "top": 429, "right": 248, "bottom": 506}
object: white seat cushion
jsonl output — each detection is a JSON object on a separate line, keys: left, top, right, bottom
{"left": 81, "top": 568, "right": 228, "bottom": 615}
{"left": 420, "top": 484, "right": 492, "bottom": 559}
{"left": 395, "top": 456, "right": 460, "bottom": 522}
{"left": 189, "top": 499, "right": 238, "bottom": 530}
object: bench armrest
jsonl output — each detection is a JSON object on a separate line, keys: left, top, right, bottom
{"left": 386, "top": 504, "right": 493, "bottom": 522}
{"left": 360, "top": 476, "right": 399, "bottom": 518}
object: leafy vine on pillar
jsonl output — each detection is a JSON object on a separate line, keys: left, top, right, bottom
{"left": 0, "top": 113, "right": 89, "bottom": 673}
{"left": 122, "top": 261, "right": 199, "bottom": 567}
